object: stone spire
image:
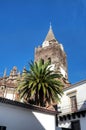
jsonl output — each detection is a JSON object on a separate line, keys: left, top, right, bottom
{"left": 45, "top": 24, "right": 56, "bottom": 41}
{"left": 42, "top": 24, "right": 57, "bottom": 48}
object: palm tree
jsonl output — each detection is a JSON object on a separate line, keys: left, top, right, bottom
{"left": 17, "top": 59, "right": 63, "bottom": 107}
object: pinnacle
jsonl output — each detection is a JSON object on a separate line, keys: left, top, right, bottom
{"left": 45, "top": 24, "right": 56, "bottom": 41}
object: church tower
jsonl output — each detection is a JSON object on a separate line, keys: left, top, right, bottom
{"left": 35, "top": 25, "right": 68, "bottom": 80}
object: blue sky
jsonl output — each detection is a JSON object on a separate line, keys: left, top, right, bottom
{"left": 0, "top": 0, "right": 86, "bottom": 84}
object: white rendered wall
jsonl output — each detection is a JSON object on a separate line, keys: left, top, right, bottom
{"left": 33, "top": 111, "right": 56, "bottom": 130}
{"left": 80, "top": 116, "right": 86, "bottom": 130}
{"left": 0, "top": 103, "right": 56, "bottom": 130}
{"left": 58, "top": 82, "right": 86, "bottom": 114}
{"left": 58, "top": 81, "right": 86, "bottom": 130}
{"left": 5, "top": 93, "right": 14, "bottom": 100}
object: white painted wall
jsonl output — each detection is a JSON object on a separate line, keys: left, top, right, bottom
{"left": 56, "top": 127, "right": 62, "bottom": 130}
{"left": 58, "top": 81, "right": 86, "bottom": 115}
{"left": 80, "top": 116, "right": 86, "bottom": 130}
{"left": 5, "top": 93, "right": 14, "bottom": 100}
{"left": 58, "top": 80, "right": 86, "bottom": 130}
{"left": 0, "top": 102, "right": 56, "bottom": 130}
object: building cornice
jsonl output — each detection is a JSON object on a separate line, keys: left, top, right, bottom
{"left": 0, "top": 97, "right": 58, "bottom": 115}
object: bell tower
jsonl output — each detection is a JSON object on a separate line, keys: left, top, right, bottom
{"left": 35, "top": 25, "right": 68, "bottom": 80}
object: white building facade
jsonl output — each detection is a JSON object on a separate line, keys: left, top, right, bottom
{"left": 58, "top": 80, "right": 86, "bottom": 130}
{"left": 0, "top": 97, "right": 57, "bottom": 130}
